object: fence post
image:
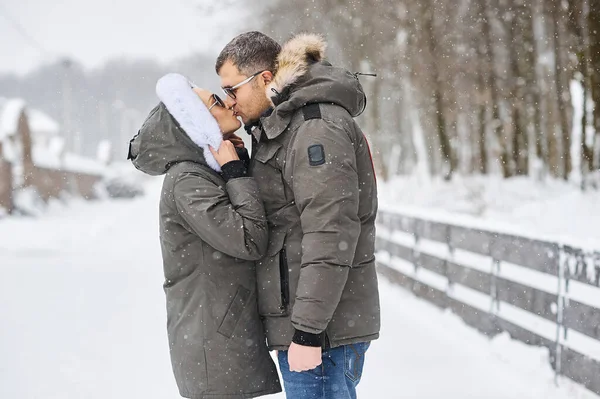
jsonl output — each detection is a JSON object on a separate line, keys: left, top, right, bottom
{"left": 594, "top": 252, "right": 600, "bottom": 287}
{"left": 413, "top": 220, "right": 420, "bottom": 275}
{"left": 554, "top": 246, "right": 570, "bottom": 385}
{"left": 445, "top": 225, "right": 453, "bottom": 296}
{"left": 490, "top": 234, "right": 500, "bottom": 315}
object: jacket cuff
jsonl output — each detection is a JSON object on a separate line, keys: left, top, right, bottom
{"left": 221, "top": 160, "right": 248, "bottom": 181}
{"left": 292, "top": 329, "right": 324, "bottom": 347}
{"left": 236, "top": 147, "right": 250, "bottom": 163}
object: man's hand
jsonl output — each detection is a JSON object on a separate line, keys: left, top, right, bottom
{"left": 288, "top": 342, "right": 322, "bottom": 372}
{"left": 209, "top": 140, "right": 239, "bottom": 166}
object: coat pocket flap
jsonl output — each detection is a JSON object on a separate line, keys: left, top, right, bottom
{"left": 217, "top": 285, "right": 252, "bottom": 338}
{"left": 254, "top": 141, "right": 282, "bottom": 164}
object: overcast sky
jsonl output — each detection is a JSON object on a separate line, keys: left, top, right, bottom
{"left": 0, "top": 0, "right": 240, "bottom": 75}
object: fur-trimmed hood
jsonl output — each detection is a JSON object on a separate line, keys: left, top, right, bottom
{"left": 129, "top": 73, "right": 223, "bottom": 176}
{"left": 266, "top": 34, "right": 327, "bottom": 103}
{"left": 261, "top": 33, "right": 366, "bottom": 139}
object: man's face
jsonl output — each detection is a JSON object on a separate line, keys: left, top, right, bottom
{"left": 218, "top": 60, "right": 272, "bottom": 125}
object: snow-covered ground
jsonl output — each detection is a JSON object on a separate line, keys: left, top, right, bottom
{"left": 0, "top": 178, "right": 598, "bottom": 399}
{"left": 379, "top": 174, "right": 600, "bottom": 250}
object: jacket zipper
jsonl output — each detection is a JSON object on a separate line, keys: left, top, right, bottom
{"left": 279, "top": 247, "right": 290, "bottom": 312}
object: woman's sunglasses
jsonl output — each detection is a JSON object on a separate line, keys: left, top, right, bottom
{"left": 208, "top": 93, "right": 225, "bottom": 111}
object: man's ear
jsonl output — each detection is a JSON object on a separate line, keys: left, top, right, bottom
{"left": 261, "top": 71, "right": 274, "bottom": 85}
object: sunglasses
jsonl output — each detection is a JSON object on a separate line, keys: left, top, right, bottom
{"left": 208, "top": 93, "right": 225, "bottom": 111}
{"left": 221, "top": 70, "right": 264, "bottom": 100}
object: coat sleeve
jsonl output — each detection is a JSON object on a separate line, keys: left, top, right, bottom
{"left": 289, "top": 118, "right": 361, "bottom": 338}
{"left": 173, "top": 174, "right": 268, "bottom": 261}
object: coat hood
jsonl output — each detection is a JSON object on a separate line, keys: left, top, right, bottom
{"left": 261, "top": 34, "right": 367, "bottom": 139}
{"left": 129, "top": 73, "right": 223, "bottom": 175}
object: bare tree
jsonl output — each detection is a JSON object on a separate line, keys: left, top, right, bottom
{"left": 483, "top": 0, "right": 511, "bottom": 177}
{"left": 551, "top": 0, "right": 573, "bottom": 179}
{"left": 423, "top": 0, "right": 455, "bottom": 179}
{"left": 589, "top": 0, "right": 600, "bottom": 170}
{"left": 507, "top": 0, "right": 529, "bottom": 175}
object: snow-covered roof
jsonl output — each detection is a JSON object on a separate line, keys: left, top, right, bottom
{"left": 0, "top": 97, "right": 26, "bottom": 140}
{"left": 31, "top": 137, "right": 64, "bottom": 170}
{"left": 32, "top": 145, "right": 107, "bottom": 176}
{"left": 28, "top": 109, "right": 60, "bottom": 137}
{"left": 63, "top": 153, "right": 107, "bottom": 175}
{"left": 0, "top": 98, "right": 60, "bottom": 141}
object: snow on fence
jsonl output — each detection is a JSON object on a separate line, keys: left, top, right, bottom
{"left": 376, "top": 210, "right": 600, "bottom": 396}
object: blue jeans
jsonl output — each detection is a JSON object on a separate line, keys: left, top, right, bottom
{"left": 277, "top": 342, "right": 370, "bottom": 399}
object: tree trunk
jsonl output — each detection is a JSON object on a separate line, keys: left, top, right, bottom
{"left": 425, "top": 0, "right": 454, "bottom": 180}
{"left": 540, "top": 0, "right": 561, "bottom": 177}
{"left": 477, "top": 39, "right": 489, "bottom": 175}
{"left": 367, "top": 76, "right": 388, "bottom": 181}
{"left": 589, "top": 0, "right": 600, "bottom": 170}
{"left": 552, "top": 0, "right": 572, "bottom": 180}
{"left": 398, "top": 75, "right": 418, "bottom": 174}
{"left": 483, "top": 0, "right": 511, "bottom": 178}
{"left": 573, "top": 0, "right": 595, "bottom": 180}
{"left": 525, "top": 0, "right": 545, "bottom": 170}
{"left": 508, "top": 1, "right": 528, "bottom": 175}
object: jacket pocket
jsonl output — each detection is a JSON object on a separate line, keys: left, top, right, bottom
{"left": 257, "top": 230, "right": 289, "bottom": 316}
{"left": 217, "top": 285, "right": 251, "bottom": 338}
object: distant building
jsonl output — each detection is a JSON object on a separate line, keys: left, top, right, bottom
{"left": 0, "top": 97, "right": 107, "bottom": 216}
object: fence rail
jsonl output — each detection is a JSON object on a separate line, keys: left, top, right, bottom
{"left": 376, "top": 210, "right": 600, "bottom": 395}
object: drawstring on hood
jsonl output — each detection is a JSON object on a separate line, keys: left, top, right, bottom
{"left": 354, "top": 72, "right": 377, "bottom": 78}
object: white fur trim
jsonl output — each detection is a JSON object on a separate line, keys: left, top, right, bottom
{"left": 156, "top": 73, "right": 223, "bottom": 172}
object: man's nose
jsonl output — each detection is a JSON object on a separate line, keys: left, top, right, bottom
{"left": 224, "top": 96, "right": 236, "bottom": 109}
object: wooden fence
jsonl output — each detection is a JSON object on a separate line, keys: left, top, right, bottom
{"left": 376, "top": 210, "right": 600, "bottom": 395}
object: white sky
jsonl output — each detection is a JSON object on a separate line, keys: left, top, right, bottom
{"left": 0, "top": 0, "right": 239, "bottom": 75}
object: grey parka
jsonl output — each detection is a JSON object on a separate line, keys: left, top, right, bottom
{"left": 129, "top": 73, "right": 281, "bottom": 399}
{"left": 247, "top": 35, "right": 381, "bottom": 350}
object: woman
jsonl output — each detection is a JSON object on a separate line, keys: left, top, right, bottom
{"left": 128, "top": 73, "right": 281, "bottom": 399}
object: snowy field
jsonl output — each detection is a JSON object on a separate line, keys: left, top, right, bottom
{"left": 0, "top": 178, "right": 598, "bottom": 399}
{"left": 379, "top": 174, "right": 600, "bottom": 250}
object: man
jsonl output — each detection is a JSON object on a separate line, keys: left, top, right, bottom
{"left": 216, "top": 32, "right": 380, "bottom": 398}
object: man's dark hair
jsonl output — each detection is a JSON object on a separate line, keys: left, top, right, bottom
{"left": 215, "top": 31, "right": 281, "bottom": 76}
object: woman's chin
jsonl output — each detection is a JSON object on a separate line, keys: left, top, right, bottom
{"left": 221, "top": 123, "right": 242, "bottom": 136}
{"left": 232, "top": 120, "right": 242, "bottom": 131}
